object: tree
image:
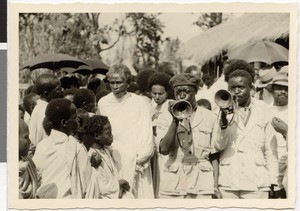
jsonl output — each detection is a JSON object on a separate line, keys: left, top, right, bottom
{"left": 19, "top": 13, "right": 125, "bottom": 68}
{"left": 125, "top": 13, "right": 164, "bottom": 69}
{"left": 193, "top": 13, "right": 233, "bottom": 30}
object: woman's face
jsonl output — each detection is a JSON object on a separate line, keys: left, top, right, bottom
{"left": 151, "top": 85, "right": 167, "bottom": 105}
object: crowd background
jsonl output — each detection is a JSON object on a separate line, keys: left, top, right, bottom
{"left": 18, "top": 12, "right": 290, "bottom": 200}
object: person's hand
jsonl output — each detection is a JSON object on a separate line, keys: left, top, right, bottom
{"left": 119, "top": 179, "right": 130, "bottom": 198}
{"left": 271, "top": 117, "right": 288, "bottom": 137}
{"left": 212, "top": 187, "right": 222, "bottom": 199}
{"left": 90, "top": 152, "right": 102, "bottom": 168}
{"left": 119, "top": 179, "right": 130, "bottom": 191}
{"left": 168, "top": 100, "right": 178, "bottom": 121}
{"left": 219, "top": 109, "right": 228, "bottom": 129}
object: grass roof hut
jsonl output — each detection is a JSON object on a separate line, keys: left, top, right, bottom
{"left": 179, "top": 13, "right": 290, "bottom": 65}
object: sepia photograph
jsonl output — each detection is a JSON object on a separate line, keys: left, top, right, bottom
{"left": 8, "top": 2, "right": 298, "bottom": 210}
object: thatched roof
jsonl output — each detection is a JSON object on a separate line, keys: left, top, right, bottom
{"left": 178, "top": 13, "right": 289, "bottom": 65}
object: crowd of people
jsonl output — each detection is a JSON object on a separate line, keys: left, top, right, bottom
{"left": 18, "top": 59, "right": 289, "bottom": 199}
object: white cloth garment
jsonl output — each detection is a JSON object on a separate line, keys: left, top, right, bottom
{"left": 86, "top": 147, "right": 120, "bottom": 199}
{"left": 98, "top": 92, "right": 154, "bottom": 198}
{"left": 29, "top": 99, "right": 48, "bottom": 146}
{"left": 33, "top": 130, "right": 91, "bottom": 198}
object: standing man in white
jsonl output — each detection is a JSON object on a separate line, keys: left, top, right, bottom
{"left": 98, "top": 64, "right": 154, "bottom": 198}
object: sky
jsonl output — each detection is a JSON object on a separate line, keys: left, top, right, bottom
{"left": 99, "top": 13, "right": 203, "bottom": 44}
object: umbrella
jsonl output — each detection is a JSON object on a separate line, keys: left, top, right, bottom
{"left": 227, "top": 41, "right": 289, "bottom": 64}
{"left": 21, "top": 53, "right": 87, "bottom": 71}
{"left": 84, "top": 59, "right": 109, "bottom": 75}
{"left": 60, "top": 65, "right": 93, "bottom": 76}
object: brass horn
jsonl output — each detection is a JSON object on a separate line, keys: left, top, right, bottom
{"left": 171, "top": 100, "right": 193, "bottom": 120}
{"left": 214, "top": 89, "right": 234, "bottom": 114}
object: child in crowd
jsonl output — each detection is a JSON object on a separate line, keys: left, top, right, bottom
{"left": 83, "top": 115, "right": 131, "bottom": 199}
{"left": 33, "top": 98, "right": 91, "bottom": 198}
{"left": 63, "top": 88, "right": 78, "bottom": 103}
{"left": 73, "top": 88, "right": 97, "bottom": 116}
{"left": 19, "top": 118, "right": 40, "bottom": 199}
{"left": 23, "top": 93, "right": 40, "bottom": 125}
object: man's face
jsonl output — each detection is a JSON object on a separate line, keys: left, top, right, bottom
{"left": 228, "top": 76, "right": 251, "bottom": 107}
{"left": 174, "top": 85, "right": 196, "bottom": 106}
{"left": 108, "top": 74, "right": 128, "bottom": 98}
{"left": 273, "top": 84, "right": 288, "bottom": 106}
{"left": 151, "top": 85, "right": 167, "bottom": 105}
{"left": 47, "top": 80, "right": 64, "bottom": 101}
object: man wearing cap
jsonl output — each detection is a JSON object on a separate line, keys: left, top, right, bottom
{"left": 268, "top": 68, "right": 289, "bottom": 198}
{"left": 254, "top": 65, "right": 276, "bottom": 105}
{"left": 159, "top": 73, "right": 228, "bottom": 199}
{"left": 215, "top": 60, "right": 278, "bottom": 199}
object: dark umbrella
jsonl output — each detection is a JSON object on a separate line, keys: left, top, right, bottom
{"left": 60, "top": 65, "right": 92, "bottom": 76}
{"left": 21, "top": 53, "right": 87, "bottom": 71}
{"left": 227, "top": 41, "right": 289, "bottom": 64}
{"left": 84, "top": 59, "right": 109, "bottom": 75}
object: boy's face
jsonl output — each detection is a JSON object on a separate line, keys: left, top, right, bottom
{"left": 47, "top": 80, "right": 64, "bottom": 101}
{"left": 19, "top": 118, "right": 30, "bottom": 158}
{"left": 86, "top": 97, "right": 96, "bottom": 113}
{"left": 29, "top": 95, "right": 40, "bottom": 114}
{"left": 96, "top": 123, "right": 113, "bottom": 146}
{"left": 64, "top": 103, "right": 79, "bottom": 136}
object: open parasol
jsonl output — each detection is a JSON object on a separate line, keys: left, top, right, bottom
{"left": 227, "top": 41, "right": 289, "bottom": 64}
{"left": 84, "top": 59, "right": 109, "bottom": 75}
{"left": 21, "top": 53, "right": 87, "bottom": 71}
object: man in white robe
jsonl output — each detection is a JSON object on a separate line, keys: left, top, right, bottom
{"left": 98, "top": 64, "right": 154, "bottom": 198}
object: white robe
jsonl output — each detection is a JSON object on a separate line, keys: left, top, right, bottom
{"left": 29, "top": 99, "right": 48, "bottom": 146}
{"left": 86, "top": 148, "right": 120, "bottom": 199}
{"left": 98, "top": 92, "right": 154, "bottom": 198}
{"left": 33, "top": 130, "right": 91, "bottom": 198}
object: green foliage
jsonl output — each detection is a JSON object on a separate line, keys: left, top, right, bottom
{"left": 126, "top": 13, "right": 164, "bottom": 69}
{"left": 193, "top": 13, "right": 232, "bottom": 30}
{"left": 19, "top": 13, "right": 124, "bottom": 68}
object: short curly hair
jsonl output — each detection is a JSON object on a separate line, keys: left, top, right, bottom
{"left": 43, "top": 98, "right": 72, "bottom": 134}
{"left": 106, "top": 64, "right": 132, "bottom": 84}
{"left": 224, "top": 60, "right": 255, "bottom": 84}
{"left": 136, "top": 69, "right": 155, "bottom": 94}
{"left": 73, "top": 88, "right": 95, "bottom": 109}
{"left": 35, "top": 74, "right": 60, "bottom": 95}
{"left": 148, "top": 71, "right": 172, "bottom": 91}
{"left": 83, "top": 115, "right": 110, "bottom": 136}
